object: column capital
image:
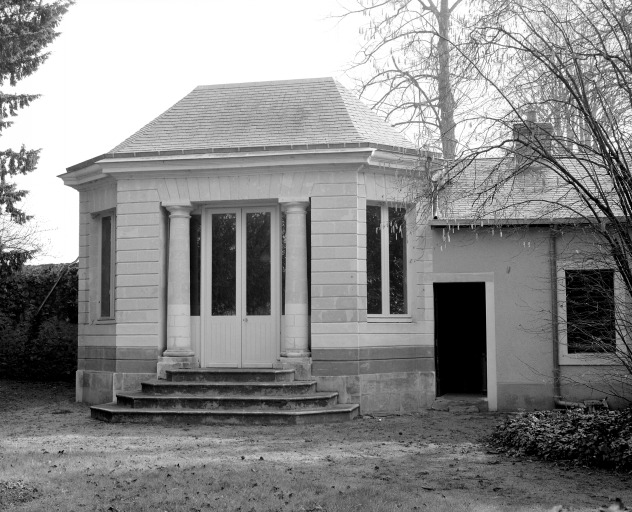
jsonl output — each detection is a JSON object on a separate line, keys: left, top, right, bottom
{"left": 163, "top": 202, "right": 193, "bottom": 218}
{"left": 280, "top": 200, "right": 309, "bottom": 213}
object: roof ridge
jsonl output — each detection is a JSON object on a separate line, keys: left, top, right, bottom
{"left": 333, "top": 80, "right": 415, "bottom": 151}
{"left": 195, "top": 77, "right": 333, "bottom": 90}
{"left": 331, "top": 80, "right": 365, "bottom": 144}
{"left": 108, "top": 87, "right": 198, "bottom": 153}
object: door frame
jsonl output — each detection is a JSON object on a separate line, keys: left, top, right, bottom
{"left": 431, "top": 272, "right": 497, "bottom": 411}
{"left": 200, "top": 202, "right": 282, "bottom": 368}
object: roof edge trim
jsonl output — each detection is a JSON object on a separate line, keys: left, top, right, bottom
{"left": 429, "top": 218, "right": 608, "bottom": 227}
{"left": 66, "top": 143, "right": 430, "bottom": 173}
{"left": 195, "top": 77, "right": 333, "bottom": 90}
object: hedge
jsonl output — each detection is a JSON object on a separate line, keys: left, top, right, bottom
{"left": 489, "top": 408, "right": 632, "bottom": 471}
{"left": 0, "top": 263, "right": 78, "bottom": 381}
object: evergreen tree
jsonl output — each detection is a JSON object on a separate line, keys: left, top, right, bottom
{"left": 0, "top": 0, "right": 72, "bottom": 274}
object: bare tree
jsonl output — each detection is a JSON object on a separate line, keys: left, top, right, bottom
{"left": 342, "top": 0, "right": 496, "bottom": 160}
{"left": 0, "top": 213, "right": 43, "bottom": 276}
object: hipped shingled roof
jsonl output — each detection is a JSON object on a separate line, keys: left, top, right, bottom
{"left": 435, "top": 156, "right": 624, "bottom": 224}
{"left": 68, "top": 77, "right": 417, "bottom": 172}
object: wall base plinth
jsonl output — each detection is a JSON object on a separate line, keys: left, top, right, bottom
{"left": 315, "top": 371, "right": 436, "bottom": 414}
{"left": 76, "top": 370, "right": 157, "bottom": 405}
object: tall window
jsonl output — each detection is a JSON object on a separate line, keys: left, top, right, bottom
{"left": 190, "top": 214, "right": 201, "bottom": 316}
{"left": 367, "top": 204, "right": 407, "bottom": 315}
{"left": 100, "top": 214, "right": 115, "bottom": 318}
{"left": 565, "top": 269, "right": 616, "bottom": 353}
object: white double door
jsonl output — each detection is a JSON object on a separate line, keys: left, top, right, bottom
{"left": 202, "top": 206, "right": 280, "bottom": 367}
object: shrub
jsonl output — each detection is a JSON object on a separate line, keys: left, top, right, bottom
{"left": 489, "top": 408, "right": 632, "bottom": 471}
{"left": 0, "top": 318, "right": 77, "bottom": 381}
{"left": 0, "top": 263, "right": 78, "bottom": 326}
{"left": 0, "top": 263, "right": 78, "bottom": 381}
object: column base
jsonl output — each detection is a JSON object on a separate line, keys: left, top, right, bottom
{"left": 162, "top": 348, "right": 195, "bottom": 357}
{"left": 157, "top": 355, "right": 196, "bottom": 380}
{"left": 274, "top": 356, "right": 312, "bottom": 381}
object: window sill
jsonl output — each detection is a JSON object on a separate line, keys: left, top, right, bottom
{"left": 367, "top": 315, "right": 412, "bottom": 323}
{"left": 96, "top": 318, "right": 116, "bottom": 325}
{"left": 559, "top": 353, "right": 619, "bottom": 366}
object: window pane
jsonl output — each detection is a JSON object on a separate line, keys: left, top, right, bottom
{"left": 100, "top": 216, "right": 112, "bottom": 318}
{"left": 566, "top": 270, "right": 615, "bottom": 353}
{"left": 190, "top": 215, "right": 201, "bottom": 316}
{"left": 367, "top": 205, "right": 382, "bottom": 314}
{"left": 246, "top": 212, "right": 271, "bottom": 315}
{"left": 212, "top": 213, "right": 236, "bottom": 316}
{"left": 389, "top": 207, "right": 407, "bottom": 314}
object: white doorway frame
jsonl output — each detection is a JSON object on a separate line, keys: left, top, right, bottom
{"left": 431, "top": 272, "right": 497, "bottom": 411}
{"left": 201, "top": 203, "right": 281, "bottom": 368}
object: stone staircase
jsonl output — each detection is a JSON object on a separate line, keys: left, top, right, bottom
{"left": 91, "top": 368, "right": 360, "bottom": 425}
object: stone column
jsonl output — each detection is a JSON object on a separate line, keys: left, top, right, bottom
{"left": 278, "top": 201, "right": 311, "bottom": 378}
{"left": 157, "top": 202, "right": 196, "bottom": 378}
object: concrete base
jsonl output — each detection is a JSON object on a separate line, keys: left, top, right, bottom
{"left": 274, "top": 356, "right": 312, "bottom": 381}
{"left": 157, "top": 355, "right": 196, "bottom": 379}
{"left": 497, "top": 382, "right": 555, "bottom": 411}
{"left": 315, "top": 371, "right": 436, "bottom": 414}
{"left": 76, "top": 370, "right": 157, "bottom": 405}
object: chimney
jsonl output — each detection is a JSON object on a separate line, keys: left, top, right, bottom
{"left": 526, "top": 109, "right": 537, "bottom": 123}
{"left": 513, "top": 110, "right": 553, "bottom": 170}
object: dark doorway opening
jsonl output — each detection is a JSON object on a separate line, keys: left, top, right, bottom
{"left": 434, "top": 282, "right": 487, "bottom": 396}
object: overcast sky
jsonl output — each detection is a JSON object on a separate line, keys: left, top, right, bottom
{"left": 4, "top": 0, "right": 363, "bottom": 264}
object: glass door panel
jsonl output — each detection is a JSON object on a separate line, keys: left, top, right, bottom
{"left": 246, "top": 211, "right": 271, "bottom": 316}
{"left": 211, "top": 213, "right": 237, "bottom": 316}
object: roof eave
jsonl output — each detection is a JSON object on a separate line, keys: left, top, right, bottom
{"left": 96, "top": 147, "right": 377, "bottom": 177}
{"left": 65, "top": 142, "right": 423, "bottom": 174}
{"left": 59, "top": 161, "right": 108, "bottom": 189}
{"left": 429, "top": 217, "right": 612, "bottom": 227}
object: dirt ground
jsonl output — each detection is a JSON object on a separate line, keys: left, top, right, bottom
{"left": 0, "top": 379, "right": 630, "bottom": 512}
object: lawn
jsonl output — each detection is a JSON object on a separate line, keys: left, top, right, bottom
{"left": 1, "top": 380, "right": 629, "bottom": 511}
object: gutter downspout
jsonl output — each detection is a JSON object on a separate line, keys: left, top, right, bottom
{"left": 549, "top": 227, "right": 562, "bottom": 402}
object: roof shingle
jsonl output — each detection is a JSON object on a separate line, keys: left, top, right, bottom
{"left": 437, "top": 157, "right": 624, "bottom": 223}
{"left": 109, "top": 77, "right": 415, "bottom": 155}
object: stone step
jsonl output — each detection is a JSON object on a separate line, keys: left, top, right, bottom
{"left": 116, "top": 391, "right": 339, "bottom": 410}
{"left": 431, "top": 395, "right": 488, "bottom": 413}
{"left": 92, "top": 368, "right": 360, "bottom": 425}
{"left": 166, "top": 368, "right": 295, "bottom": 383}
{"left": 141, "top": 379, "right": 317, "bottom": 396}
{"left": 91, "top": 403, "right": 360, "bottom": 425}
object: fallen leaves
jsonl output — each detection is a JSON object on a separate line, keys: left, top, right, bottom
{"left": 0, "top": 480, "right": 39, "bottom": 508}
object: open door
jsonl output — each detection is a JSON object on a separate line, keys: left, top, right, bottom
{"left": 434, "top": 282, "right": 487, "bottom": 396}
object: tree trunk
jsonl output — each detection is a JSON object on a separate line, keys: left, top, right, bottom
{"left": 437, "top": 0, "right": 457, "bottom": 160}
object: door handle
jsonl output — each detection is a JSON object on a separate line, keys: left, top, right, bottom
{"left": 243, "top": 317, "right": 248, "bottom": 323}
